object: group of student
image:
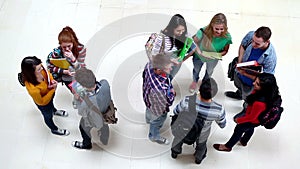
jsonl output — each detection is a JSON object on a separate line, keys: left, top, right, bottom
{"left": 142, "top": 13, "right": 279, "bottom": 164}
{"left": 20, "top": 26, "right": 111, "bottom": 150}
{"left": 19, "top": 12, "right": 280, "bottom": 165}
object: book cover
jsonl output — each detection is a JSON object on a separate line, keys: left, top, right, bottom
{"left": 236, "top": 60, "right": 259, "bottom": 68}
{"left": 50, "top": 58, "right": 71, "bottom": 69}
{"left": 68, "top": 81, "right": 85, "bottom": 95}
{"left": 202, "top": 51, "right": 222, "bottom": 60}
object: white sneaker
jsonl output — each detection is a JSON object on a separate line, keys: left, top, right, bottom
{"left": 150, "top": 137, "right": 170, "bottom": 145}
{"left": 52, "top": 129, "right": 70, "bottom": 136}
{"left": 53, "top": 110, "right": 68, "bottom": 117}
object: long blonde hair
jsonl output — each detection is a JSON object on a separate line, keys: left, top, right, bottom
{"left": 202, "top": 13, "right": 228, "bottom": 50}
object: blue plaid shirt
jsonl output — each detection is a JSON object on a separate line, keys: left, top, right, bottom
{"left": 142, "top": 63, "right": 175, "bottom": 116}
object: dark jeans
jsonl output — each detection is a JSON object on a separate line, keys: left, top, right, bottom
{"left": 79, "top": 122, "right": 92, "bottom": 147}
{"left": 171, "top": 137, "right": 207, "bottom": 162}
{"left": 36, "top": 97, "right": 58, "bottom": 131}
{"left": 225, "top": 122, "right": 259, "bottom": 148}
{"left": 171, "top": 137, "right": 184, "bottom": 154}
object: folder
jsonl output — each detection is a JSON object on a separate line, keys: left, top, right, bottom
{"left": 49, "top": 58, "right": 70, "bottom": 69}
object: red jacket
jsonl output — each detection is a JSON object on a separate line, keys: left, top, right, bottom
{"left": 236, "top": 101, "right": 266, "bottom": 124}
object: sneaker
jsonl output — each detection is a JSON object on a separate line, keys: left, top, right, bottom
{"left": 72, "top": 141, "right": 92, "bottom": 150}
{"left": 189, "top": 81, "right": 197, "bottom": 93}
{"left": 51, "top": 128, "right": 70, "bottom": 136}
{"left": 150, "top": 137, "right": 170, "bottom": 145}
{"left": 224, "top": 90, "right": 242, "bottom": 100}
{"left": 53, "top": 110, "right": 68, "bottom": 117}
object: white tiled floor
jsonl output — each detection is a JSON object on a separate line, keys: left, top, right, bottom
{"left": 1, "top": 0, "right": 299, "bottom": 168}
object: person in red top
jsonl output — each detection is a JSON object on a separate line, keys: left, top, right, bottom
{"left": 213, "top": 73, "right": 280, "bottom": 152}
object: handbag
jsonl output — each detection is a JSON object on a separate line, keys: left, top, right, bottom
{"left": 82, "top": 94, "right": 118, "bottom": 124}
{"left": 145, "top": 32, "right": 166, "bottom": 61}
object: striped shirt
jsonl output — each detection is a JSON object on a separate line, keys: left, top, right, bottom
{"left": 173, "top": 94, "right": 226, "bottom": 143}
{"left": 151, "top": 33, "right": 196, "bottom": 57}
{"left": 142, "top": 62, "right": 175, "bottom": 116}
{"left": 46, "top": 45, "right": 86, "bottom": 77}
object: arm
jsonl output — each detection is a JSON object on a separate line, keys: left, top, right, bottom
{"left": 237, "top": 44, "right": 245, "bottom": 63}
{"left": 26, "top": 84, "right": 56, "bottom": 106}
{"left": 215, "top": 107, "right": 226, "bottom": 128}
{"left": 46, "top": 49, "right": 65, "bottom": 75}
{"left": 173, "top": 97, "right": 188, "bottom": 115}
{"left": 220, "top": 44, "right": 230, "bottom": 56}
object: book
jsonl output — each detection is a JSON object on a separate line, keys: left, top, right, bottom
{"left": 202, "top": 51, "right": 222, "bottom": 60}
{"left": 49, "top": 58, "right": 71, "bottom": 69}
{"left": 68, "top": 81, "right": 86, "bottom": 95}
{"left": 236, "top": 60, "right": 259, "bottom": 68}
{"left": 237, "top": 61, "right": 262, "bottom": 75}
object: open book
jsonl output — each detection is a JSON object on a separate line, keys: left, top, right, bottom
{"left": 202, "top": 51, "right": 222, "bottom": 60}
{"left": 49, "top": 58, "right": 70, "bottom": 69}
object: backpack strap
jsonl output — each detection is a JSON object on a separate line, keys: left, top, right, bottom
{"left": 159, "top": 32, "right": 166, "bottom": 54}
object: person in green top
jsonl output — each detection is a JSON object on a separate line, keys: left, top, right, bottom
{"left": 189, "top": 13, "right": 232, "bottom": 93}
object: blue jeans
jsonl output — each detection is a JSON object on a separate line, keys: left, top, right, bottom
{"left": 225, "top": 122, "right": 259, "bottom": 148}
{"left": 36, "top": 96, "right": 58, "bottom": 131}
{"left": 145, "top": 108, "right": 168, "bottom": 140}
{"left": 192, "top": 55, "right": 218, "bottom": 82}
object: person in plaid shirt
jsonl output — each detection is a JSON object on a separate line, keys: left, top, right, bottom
{"left": 142, "top": 53, "right": 175, "bottom": 145}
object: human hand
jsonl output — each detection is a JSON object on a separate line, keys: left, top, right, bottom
{"left": 74, "top": 93, "right": 80, "bottom": 100}
{"left": 237, "top": 67, "right": 246, "bottom": 75}
{"left": 64, "top": 49, "right": 75, "bottom": 61}
{"left": 233, "top": 118, "right": 238, "bottom": 123}
{"left": 63, "top": 69, "right": 75, "bottom": 76}
{"left": 48, "top": 80, "right": 58, "bottom": 89}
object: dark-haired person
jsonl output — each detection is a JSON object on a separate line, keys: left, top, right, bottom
{"left": 20, "top": 56, "right": 70, "bottom": 136}
{"left": 142, "top": 53, "right": 175, "bottom": 145}
{"left": 171, "top": 78, "right": 226, "bottom": 164}
{"left": 214, "top": 73, "right": 280, "bottom": 152}
{"left": 225, "top": 26, "right": 277, "bottom": 100}
{"left": 150, "top": 14, "right": 196, "bottom": 81}
{"left": 46, "top": 26, "right": 86, "bottom": 91}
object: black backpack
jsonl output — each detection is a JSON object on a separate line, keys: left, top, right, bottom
{"left": 258, "top": 95, "right": 283, "bottom": 129}
{"left": 171, "top": 94, "right": 204, "bottom": 145}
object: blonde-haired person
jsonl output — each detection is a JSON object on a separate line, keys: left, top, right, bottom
{"left": 189, "top": 13, "right": 232, "bottom": 93}
{"left": 46, "top": 26, "right": 86, "bottom": 91}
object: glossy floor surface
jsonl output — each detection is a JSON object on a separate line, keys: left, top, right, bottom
{"left": 0, "top": 0, "right": 299, "bottom": 168}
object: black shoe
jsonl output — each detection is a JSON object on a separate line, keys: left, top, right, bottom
{"left": 225, "top": 90, "right": 242, "bottom": 100}
{"left": 99, "top": 124, "right": 109, "bottom": 145}
{"left": 194, "top": 149, "right": 206, "bottom": 164}
{"left": 239, "top": 139, "right": 247, "bottom": 146}
{"left": 72, "top": 141, "right": 92, "bottom": 150}
{"left": 171, "top": 151, "right": 178, "bottom": 159}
